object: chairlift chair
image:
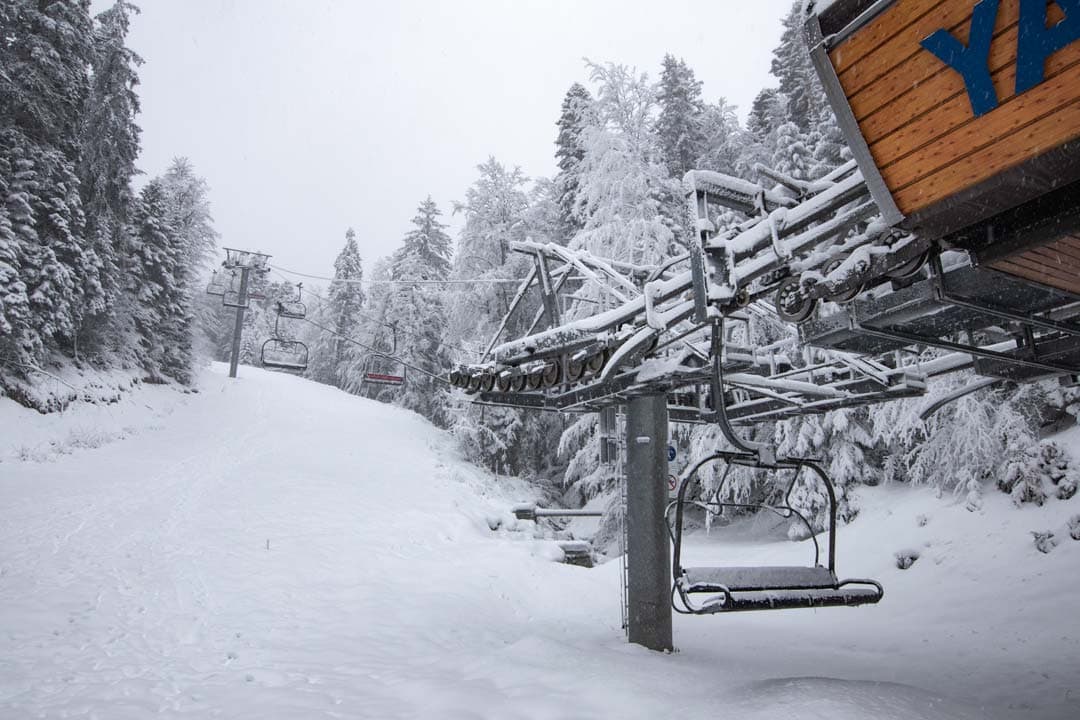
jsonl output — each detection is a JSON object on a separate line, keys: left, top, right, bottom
{"left": 223, "top": 247, "right": 271, "bottom": 271}
{"left": 276, "top": 283, "right": 306, "bottom": 319}
{"left": 669, "top": 450, "right": 883, "bottom": 614}
{"left": 260, "top": 338, "right": 309, "bottom": 372}
{"left": 206, "top": 270, "right": 227, "bottom": 296}
{"left": 360, "top": 353, "right": 406, "bottom": 386}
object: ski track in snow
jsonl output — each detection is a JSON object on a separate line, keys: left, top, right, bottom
{"left": 1, "top": 363, "right": 1079, "bottom": 719}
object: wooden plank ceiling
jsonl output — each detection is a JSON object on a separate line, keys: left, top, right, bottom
{"left": 989, "top": 233, "right": 1080, "bottom": 297}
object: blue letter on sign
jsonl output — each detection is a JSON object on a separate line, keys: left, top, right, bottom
{"left": 921, "top": 0, "right": 1001, "bottom": 117}
{"left": 1016, "top": 0, "right": 1080, "bottom": 94}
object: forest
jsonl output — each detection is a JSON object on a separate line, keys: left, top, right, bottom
{"left": 2, "top": 0, "right": 1078, "bottom": 532}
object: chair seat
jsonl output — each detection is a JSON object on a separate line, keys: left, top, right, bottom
{"left": 697, "top": 584, "right": 883, "bottom": 613}
{"left": 682, "top": 565, "right": 837, "bottom": 592}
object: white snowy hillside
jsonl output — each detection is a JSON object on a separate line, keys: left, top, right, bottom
{"left": 2, "top": 364, "right": 1079, "bottom": 720}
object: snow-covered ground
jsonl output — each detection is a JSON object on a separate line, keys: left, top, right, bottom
{"left": 2, "top": 364, "right": 1078, "bottom": 719}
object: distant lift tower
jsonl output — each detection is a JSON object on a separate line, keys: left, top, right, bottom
{"left": 206, "top": 248, "right": 272, "bottom": 378}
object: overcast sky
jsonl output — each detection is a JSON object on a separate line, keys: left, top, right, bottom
{"left": 109, "top": 0, "right": 793, "bottom": 278}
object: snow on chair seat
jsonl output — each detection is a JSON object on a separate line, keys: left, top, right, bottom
{"left": 691, "top": 583, "right": 884, "bottom": 614}
{"left": 681, "top": 565, "right": 837, "bottom": 592}
{"left": 670, "top": 450, "right": 883, "bottom": 615}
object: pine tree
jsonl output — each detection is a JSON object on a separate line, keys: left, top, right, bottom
{"left": 77, "top": 0, "right": 143, "bottom": 348}
{"left": 308, "top": 228, "right": 365, "bottom": 386}
{"left": 0, "top": 149, "right": 30, "bottom": 355}
{"left": 0, "top": 0, "right": 94, "bottom": 156}
{"left": 747, "top": 88, "right": 781, "bottom": 141}
{"left": 554, "top": 83, "right": 593, "bottom": 241}
{"left": 444, "top": 158, "right": 558, "bottom": 475}
{"left": 344, "top": 254, "right": 452, "bottom": 428}
{"left": 393, "top": 197, "right": 452, "bottom": 280}
{"left": 0, "top": 0, "right": 99, "bottom": 357}
{"left": 770, "top": 2, "right": 822, "bottom": 132}
{"left": 0, "top": 153, "right": 30, "bottom": 350}
{"left": 161, "top": 157, "right": 218, "bottom": 269}
{"left": 126, "top": 179, "right": 178, "bottom": 379}
{"left": 697, "top": 97, "right": 745, "bottom": 176}
{"left": 655, "top": 54, "right": 708, "bottom": 178}
{"left": 448, "top": 157, "right": 530, "bottom": 343}
{"left": 572, "top": 62, "right": 674, "bottom": 266}
{"left": 770, "top": 121, "right": 813, "bottom": 180}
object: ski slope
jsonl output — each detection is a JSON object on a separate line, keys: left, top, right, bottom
{"left": 2, "top": 364, "right": 1078, "bottom": 719}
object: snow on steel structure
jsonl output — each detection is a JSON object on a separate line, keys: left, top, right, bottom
{"left": 449, "top": 0, "right": 1080, "bottom": 651}
{"left": 449, "top": 2, "right": 1080, "bottom": 421}
{"left": 804, "top": 0, "right": 1080, "bottom": 290}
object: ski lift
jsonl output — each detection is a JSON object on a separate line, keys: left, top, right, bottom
{"left": 222, "top": 288, "right": 249, "bottom": 309}
{"left": 668, "top": 450, "right": 883, "bottom": 614}
{"left": 223, "top": 247, "right": 271, "bottom": 271}
{"left": 261, "top": 338, "right": 309, "bottom": 372}
{"left": 665, "top": 315, "right": 882, "bottom": 614}
{"left": 359, "top": 321, "right": 407, "bottom": 387}
{"left": 206, "top": 270, "right": 227, "bottom": 296}
{"left": 360, "top": 353, "right": 406, "bottom": 386}
{"left": 276, "top": 283, "right": 306, "bottom": 319}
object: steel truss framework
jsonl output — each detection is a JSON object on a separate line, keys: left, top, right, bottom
{"left": 449, "top": 161, "right": 1080, "bottom": 422}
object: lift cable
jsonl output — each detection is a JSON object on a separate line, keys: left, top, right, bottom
{"left": 298, "top": 314, "right": 453, "bottom": 386}
{"left": 271, "top": 264, "right": 530, "bottom": 286}
{"left": 271, "top": 270, "right": 481, "bottom": 360}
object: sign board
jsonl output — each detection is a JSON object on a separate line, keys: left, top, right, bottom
{"left": 667, "top": 445, "right": 677, "bottom": 462}
{"left": 805, "top": 0, "right": 1080, "bottom": 274}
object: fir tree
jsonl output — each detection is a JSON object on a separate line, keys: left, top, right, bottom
{"left": 770, "top": 121, "right": 813, "bottom": 180}
{"left": 0, "top": 0, "right": 99, "bottom": 357}
{"left": 308, "top": 228, "right": 365, "bottom": 386}
{"left": 393, "top": 197, "right": 452, "bottom": 280}
{"left": 0, "top": 153, "right": 29, "bottom": 349}
{"left": 0, "top": 149, "right": 32, "bottom": 360}
{"left": 572, "top": 62, "right": 674, "bottom": 266}
{"left": 697, "top": 97, "right": 745, "bottom": 176}
{"left": 77, "top": 0, "right": 143, "bottom": 345}
{"left": 161, "top": 157, "right": 218, "bottom": 269}
{"left": 654, "top": 54, "right": 707, "bottom": 178}
{"left": 344, "top": 255, "right": 452, "bottom": 428}
{"left": 770, "top": 2, "right": 821, "bottom": 132}
{"left": 126, "top": 179, "right": 178, "bottom": 379}
{"left": 554, "top": 83, "right": 593, "bottom": 241}
{"left": 747, "top": 88, "right": 781, "bottom": 141}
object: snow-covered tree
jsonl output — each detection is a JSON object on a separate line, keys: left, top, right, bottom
{"left": 160, "top": 158, "right": 218, "bottom": 270}
{"left": 573, "top": 61, "right": 675, "bottom": 265}
{"left": 125, "top": 179, "right": 181, "bottom": 380}
{"left": 655, "top": 54, "right": 708, "bottom": 178}
{"left": 0, "top": 148, "right": 32, "bottom": 362}
{"left": 554, "top": 83, "right": 594, "bottom": 241}
{"left": 341, "top": 200, "right": 454, "bottom": 427}
{"left": 395, "top": 196, "right": 452, "bottom": 280}
{"left": 776, "top": 409, "right": 876, "bottom": 537}
{"left": 307, "top": 228, "right": 365, "bottom": 386}
{"left": 76, "top": 0, "right": 142, "bottom": 351}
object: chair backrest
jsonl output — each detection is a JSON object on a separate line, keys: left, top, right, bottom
{"left": 361, "top": 354, "right": 406, "bottom": 386}
{"left": 261, "top": 339, "right": 309, "bottom": 372}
